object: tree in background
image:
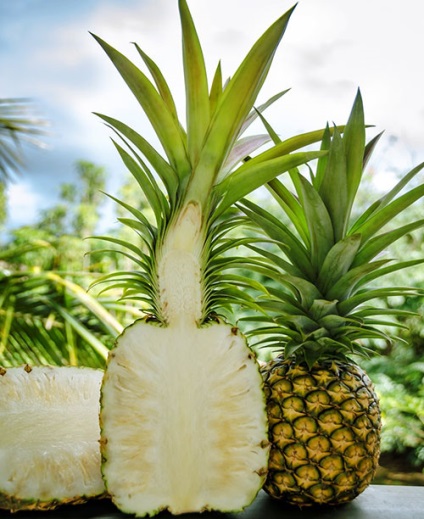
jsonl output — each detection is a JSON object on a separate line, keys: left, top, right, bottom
{"left": 71, "top": 160, "right": 106, "bottom": 239}
{"left": 6, "top": 160, "right": 107, "bottom": 272}
{"left": 0, "top": 98, "right": 47, "bottom": 227}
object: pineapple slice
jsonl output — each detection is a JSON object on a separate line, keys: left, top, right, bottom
{"left": 92, "top": 0, "right": 328, "bottom": 515}
{"left": 0, "top": 365, "right": 104, "bottom": 512}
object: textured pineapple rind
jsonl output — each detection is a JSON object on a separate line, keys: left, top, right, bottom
{"left": 261, "top": 357, "right": 381, "bottom": 507}
{"left": 0, "top": 365, "right": 106, "bottom": 512}
{"left": 0, "top": 491, "right": 107, "bottom": 513}
{"left": 100, "top": 317, "right": 270, "bottom": 517}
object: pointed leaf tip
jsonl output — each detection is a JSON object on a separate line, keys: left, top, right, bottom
{"left": 179, "top": 0, "right": 210, "bottom": 164}
{"left": 91, "top": 29, "right": 190, "bottom": 176}
{"left": 184, "top": 2, "right": 298, "bottom": 205}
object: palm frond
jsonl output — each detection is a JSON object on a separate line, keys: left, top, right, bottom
{"left": 0, "top": 269, "right": 132, "bottom": 368}
{"left": 0, "top": 98, "right": 48, "bottom": 180}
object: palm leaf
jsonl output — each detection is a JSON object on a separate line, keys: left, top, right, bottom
{"left": 0, "top": 98, "right": 47, "bottom": 180}
{"left": 0, "top": 269, "right": 130, "bottom": 368}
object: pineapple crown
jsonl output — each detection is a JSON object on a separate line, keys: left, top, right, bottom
{"left": 240, "top": 91, "right": 424, "bottom": 367}
{"left": 89, "top": 0, "right": 333, "bottom": 323}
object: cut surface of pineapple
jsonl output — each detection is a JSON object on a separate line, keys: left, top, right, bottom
{"left": 101, "top": 320, "right": 268, "bottom": 516}
{"left": 0, "top": 365, "right": 105, "bottom": 511}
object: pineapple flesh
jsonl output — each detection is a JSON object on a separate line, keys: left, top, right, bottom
{"left": 92, "top": 0, "right": 327, "bottom": 515}
{"left": 102, "top": 320, "right": 268, "bottom": 514}
{"left": 240, "top": 90, "right": 424, "bottom": 506}
{"left": 0, "top": 365, "right": 104, "bottom": 512}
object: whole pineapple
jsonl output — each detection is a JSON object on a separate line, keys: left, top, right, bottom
{"left": 0, "top": 365, "right": 104, "bottom": 512}
{"left": 91, "top": 1, "right": 327, "bottom": 516}
{"left": 240, "top": 91, "right": 424, "bottom": 506}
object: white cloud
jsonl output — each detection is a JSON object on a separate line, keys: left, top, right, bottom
{"left": 6, "top": 183, "right": 42, "bottom": 229}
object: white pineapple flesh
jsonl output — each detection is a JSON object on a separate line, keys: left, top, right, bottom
{"left": 101, "top": 321, "right": 268, "bottom": 516}
{"left": 0, "top": 365, "right": 105, "bottom": 511}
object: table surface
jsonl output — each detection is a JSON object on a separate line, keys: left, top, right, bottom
{"left": 3, "top": 485, "right": 423, "bottom": 519}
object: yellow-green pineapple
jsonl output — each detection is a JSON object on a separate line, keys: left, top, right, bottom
{"left": 240, "top": 91, "right": 424, "bottom": 506}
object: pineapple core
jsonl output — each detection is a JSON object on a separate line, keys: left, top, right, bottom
{"left": 157, "top": 202, "right": 204, "bottom": 327}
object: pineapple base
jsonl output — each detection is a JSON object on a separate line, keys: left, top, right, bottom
{"left": 261, "top": 357, "right": 381, "bottom": 507}
{"left": 100, "top": 319, "right": 269, "bottom": 516}
{"left": 0, "top": 365, "right": 105, "bottom": 512}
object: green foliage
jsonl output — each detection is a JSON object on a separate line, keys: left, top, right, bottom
{"left": 363, "top": 294, "right": 424, "bottom": 468}
{"left": 0, "top": 160, "right": 140, "bottom": 368}
{"left": 371, "top": 372, "right": 424, "bottom": 466}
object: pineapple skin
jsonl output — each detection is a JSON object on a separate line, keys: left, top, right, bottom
{"left": 0, "top": 494, "right": 91, "bottom": 513}
{"left": 261, "top": 357, "right": 381, "bottom": 507}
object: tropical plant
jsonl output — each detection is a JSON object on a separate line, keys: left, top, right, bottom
{"left": 0, "top": 268, "right": 122, "bottom": 368}
{"left": 0, "top": 236, "right": 133, "bottom": 368}
{"left": 238, "top": 91, "right": 424, "bottom": 506}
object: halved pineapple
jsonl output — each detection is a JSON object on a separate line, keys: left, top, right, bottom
{"left": 0, "top": 365, "right": 105, "bottom": 512}
{"left": 102, "top": 321, "right": 268, "bottom": 515}
{"left": 92, "top": 0, "right": 328, "bottom": 515}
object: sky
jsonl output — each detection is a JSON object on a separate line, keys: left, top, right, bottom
{"left": 2, "top": 0, "right": 424, "bottom": 233}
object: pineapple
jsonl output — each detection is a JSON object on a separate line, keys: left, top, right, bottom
{"left": 0, "top": 365, "right": 104, "bottom": 512}
{"left": 90, "top": 0, "right": 328, "bottom": 515}
{"left": 261, "top": 357, "right": 381, "bottom": 506}
{"left": 239, "top": 91, "right": 424, "bottom": 506}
